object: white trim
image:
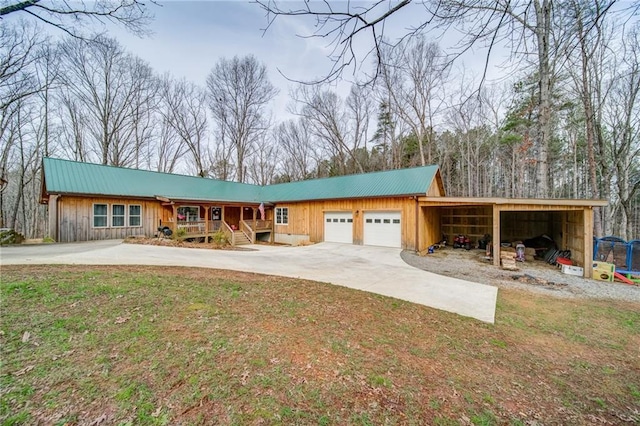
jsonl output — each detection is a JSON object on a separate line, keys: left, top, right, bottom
{"left": 276, "top": 207, "right": 289, "bottom": 225}
{"left": 111, "top": 204, "right": 126, "bottom": 228}
{"left": 92, "top": 203, "right": 108, "bottom": 228}
{"left": 177, "top": 205, "right": 201, "bottom": 221}
{"left": 128, "top": 204, "right": 142, "bottom": 228}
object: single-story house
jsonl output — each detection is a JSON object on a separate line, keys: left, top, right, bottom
{"left": 40, "top": 157, "right": 607, "bottom": 277}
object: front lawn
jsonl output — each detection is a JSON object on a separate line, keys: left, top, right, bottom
{"left": 1, "top": 265, "right": 638, "bottom": 425}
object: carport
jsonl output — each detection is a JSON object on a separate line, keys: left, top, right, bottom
{"left": 418, "top": 197, "right": 608, "bottom": 278}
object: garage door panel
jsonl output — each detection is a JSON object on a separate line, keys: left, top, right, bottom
{"left": 364, "top": 212, "right": 401, "bottom": 248}
{"left": 324, "top": 212, "right": 353, "bottom": 244}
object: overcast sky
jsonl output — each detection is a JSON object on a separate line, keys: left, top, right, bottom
{"left": 108, "top": 1, "right": 508, "bottom": 120}
{"left": 112, "top": 1, "right": 344, "bottom": 118}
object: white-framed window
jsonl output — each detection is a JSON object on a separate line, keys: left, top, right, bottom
{"left": 177, "top": 206, "right": 199, "bottom": 221}
{"left": 276, "top": 207, "right": 288, "bottom": 225}
{"left": 112, "top": 204, "right": 125, "bottom": 227}
{"left": 129, "top": 205, "right": 142, "bottom": 227}
{"left": 93, "top": 204, "right": 108, "bottom": 228}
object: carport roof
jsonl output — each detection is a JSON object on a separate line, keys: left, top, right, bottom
{"left": 418, "top": 196, "right": 608, "bottom": 207}
{"left": 42, "top": 157, "right": 441, "bottom": 203}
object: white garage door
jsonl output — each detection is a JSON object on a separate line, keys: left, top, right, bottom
{"left": 364, "top": 211, "right": 402, "bottom": 248}
{"left": 324, "top": 212, "right": 353, "bottom": 244}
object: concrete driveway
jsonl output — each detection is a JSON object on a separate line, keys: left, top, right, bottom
{"left": 1, "top": 240, "right": 498, "bottom": 323}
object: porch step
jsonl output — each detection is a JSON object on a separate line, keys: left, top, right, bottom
{"left": 233, "top": 231, "right": 251, "bottom": 246}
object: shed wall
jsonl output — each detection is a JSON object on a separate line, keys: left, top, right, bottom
{"left": 440, "top": 206, "right": 492, "bottom": 242}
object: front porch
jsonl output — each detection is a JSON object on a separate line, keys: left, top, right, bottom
{"left": 159, "top": 203, "right": 273, "bottom": 246}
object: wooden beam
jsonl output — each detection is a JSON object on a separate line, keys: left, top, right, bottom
{"left": 419, "top": 196, "right": 608, "bottom": 207}
{"left": 583, "top": 207, "right": 594, "bottom": 278}
{"left": 205, "top": 205, "right": 209, "bottom": 236}
{"left": 492, "top": 204, "right": 500, "bottom": 267}
{"left": 155, "top": 196, "right": 171, "bottom": 202}
{"left": 48, "top": 194, "right": 59, "bottom": 241}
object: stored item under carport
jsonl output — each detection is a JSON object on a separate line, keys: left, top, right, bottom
{"left": 453, "top": 234, "right": 471, "bottom": 250}
{"left": 561, "top": 264, "right": 583, "bottom": 276}
{"left": 593, "top": 261, "right": 615, "bottom": 282}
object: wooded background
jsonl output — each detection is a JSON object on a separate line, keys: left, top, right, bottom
{"left": 1, "top": 1, "right": 638, "bottom": 241}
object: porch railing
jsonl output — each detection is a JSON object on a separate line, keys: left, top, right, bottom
{"left": 177, "top": 220, "right": 205, "bottom": 235}
{"left": 207, "top": 220, "right": 222, "bottom": 232}
{"left": 240, "top": 220, "right": 254, "bottom": 243}
{"left": 170, "top": 220, "right": 223, "bottom": 237}
{"left": 161, "top": 218, "right": 263, "bottom": 244}
{"left": 222, "top": 221, "right": 235, "bottom": 245}
{"left": 254, "top": 220, "right": 273, "bottom": 231}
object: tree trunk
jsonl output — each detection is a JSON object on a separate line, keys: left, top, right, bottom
{"left": 534, "top": 0, "right": 552, "bottom": 198}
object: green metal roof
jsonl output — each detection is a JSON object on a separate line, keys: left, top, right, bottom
{"left": 263, "top": 166, "right": 440, "bottom": 202}
{"left": 43, "top": 157, "right": 440, "bottom": 203}
{"left": 43, "top": 157, "right": 263, "bottom": 203}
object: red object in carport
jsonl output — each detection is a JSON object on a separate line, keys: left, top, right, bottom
{"left": 556, "top": 257, "right": 572, "bottom": 266}
{"left": 614, "top": 272, "right": 634, "bottom": 285}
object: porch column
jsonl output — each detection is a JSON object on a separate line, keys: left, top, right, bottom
{"left": 171, "top": 205, "right": 177, "bottom": 234}
{"left": 583, "top": 207, "right": 594, "bottom": 278}
{"left": 270, "top": 208, "right": 275, "bottom": 243}
{"left": 205, "top": 205, "right": 209, "bottom": 235}
{"left": 492, "top": 204, "right": 500, "bottom": 267}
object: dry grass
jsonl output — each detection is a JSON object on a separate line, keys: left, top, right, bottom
{"left": 1, "top": 265, "right": 639, "bottom": 425}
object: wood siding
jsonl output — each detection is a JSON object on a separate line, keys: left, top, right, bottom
{"left": 274, "top": 197, "right": 424, "bottom": 250}
{"left": 426, "top": 177, "right": 444, "bottom": 196}
{"left": 420, "top": 206, "right": 442, "bottom": 250}
{"left": 440, "top": 206, "right": 493, "bottom": 242}
{"left": 56, "top": 196, "right": 166, "bottom": 243}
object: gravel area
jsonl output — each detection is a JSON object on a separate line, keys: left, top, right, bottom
{"left": 401, "top": 247, "right": 640, "bottom": 302}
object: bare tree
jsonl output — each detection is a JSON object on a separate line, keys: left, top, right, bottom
{"left": 257, "top": 1, "right": 412, "bottom": 83}
{"left": 0, "top": 21, "right": 41, "bottom": 228}
{"left": 57, "top": 89, "right": 88, "bottom": 161}
{"left": 159, "top": 75, "right": 210, "bottom": 177}
{"left": 290, "top": 84, "right": 372, "bottom": 175}
{"left": 602, "top": 25, "right": 640, "bottom": 240}
{"left": 0, "top": 21, "right": 40, "bottom": 117}
{"left": 563, "top": 0, "right": 617, "bottom": 235}
{"left": 59, "top": 35, "right": 155, "bottom": 167}
{"left": 380, "top": 37, "right": 449, "bottom": 166}
{"left": 274, "top": 119, "right": 317, "bottom": 181}
{"left": 258, "top": 0, "right": 620, "bottom": 198}
{"left": 206, "top": 55, "right": 277, "bottom": 183}
{"left": 0, "top": 0, "right": 154, "bottom": 37}
{"left": 153, "top": 112, "right": 187, "bottom": 174}
{"left": 247, "top": 133, "right": 279, "bottom": 185}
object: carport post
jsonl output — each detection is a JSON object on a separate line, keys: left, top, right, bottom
{"left": 583, "top": 207, "right": 594, "bottom": 278}
{"left": 492, "top": 204, "right": 500, "bottom": 267}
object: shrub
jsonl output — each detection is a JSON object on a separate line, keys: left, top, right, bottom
{"left": 0, "top": 229, "right": 25, "bottom": 245}
{"left": 211, "top": 229, "right": 228, "bottom": 245}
